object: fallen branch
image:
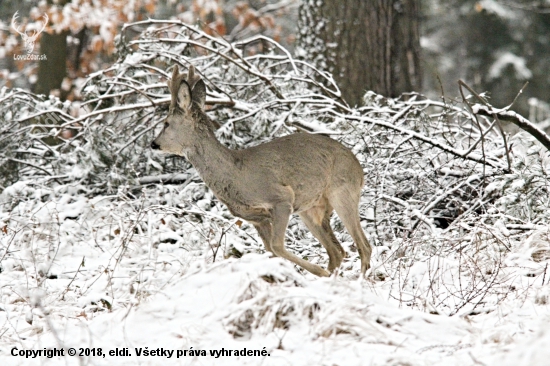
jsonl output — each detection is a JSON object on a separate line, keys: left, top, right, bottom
{"left": 473, "top": 104, "right": 550, "bottom": 152}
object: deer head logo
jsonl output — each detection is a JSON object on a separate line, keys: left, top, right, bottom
{"left": 11, "top": 11, "right": 49, "bottom": 55}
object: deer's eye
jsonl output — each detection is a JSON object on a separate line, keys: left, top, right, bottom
{"left": 164, "top": 122, "right": 170, "bottom": 128}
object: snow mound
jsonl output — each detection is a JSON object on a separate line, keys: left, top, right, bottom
{"left": 1, "top": 254, "right": 479, "bottom": 366}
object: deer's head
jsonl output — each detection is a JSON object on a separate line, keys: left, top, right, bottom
{"left": 12, "top": 11, "right": 48, "bottom": 54}
{"left": 151, "top": 65, "right": 206, "bottom": 156}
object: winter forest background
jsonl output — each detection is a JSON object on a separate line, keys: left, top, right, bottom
{"left": 1, "top": 1, "right": 550, "bottom": 365}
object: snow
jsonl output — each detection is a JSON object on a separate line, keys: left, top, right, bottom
{"left": 0, "top": 242, "right": 474, "bottom": 365}
{"left": 123, "top": 53, "right": 145, "bottom": 66}
{"left": 1, "top": 180, "right": 550, "bottom": 365}
{"left": 479, "top": 0, "right": 518, "bottom": 19}
{"left": 488, "top": 52, "right": 532, "bottom": 80}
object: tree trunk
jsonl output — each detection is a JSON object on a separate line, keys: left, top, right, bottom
{"left": 35, "top": 0, "right": 69, "bottom": 97}
{"left": 297, "top": 0, "right": 422, "bottom": 106}
{"left": 35, "top": 30, "right": 68, "bottom": 96}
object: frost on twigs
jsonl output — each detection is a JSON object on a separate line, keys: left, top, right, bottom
{"left": 1, "top": 21, "right": 550, "bottom": 361}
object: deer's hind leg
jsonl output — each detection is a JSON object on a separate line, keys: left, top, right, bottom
{"left": 329, "top": 187, "right": 372, "bottom": 275}
{"left": 299, "top": 198, "right": 346, "bottom": 273}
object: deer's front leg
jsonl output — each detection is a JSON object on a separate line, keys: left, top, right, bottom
{"left": 253, "top": 221, "right": 273, "bottom": 254}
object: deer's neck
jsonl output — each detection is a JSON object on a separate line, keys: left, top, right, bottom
{"left": 186, "top": 123, "right": 241, "bottom": 198}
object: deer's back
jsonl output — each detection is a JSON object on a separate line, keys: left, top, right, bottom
{"left": 231, "top": 133, "right": 364, "bottom": 212}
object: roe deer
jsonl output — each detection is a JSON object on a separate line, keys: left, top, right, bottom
{"left": 151, "top": 65, "right": 371, "bottom": 277}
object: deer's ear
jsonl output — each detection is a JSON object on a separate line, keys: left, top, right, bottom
{"left": 177, "top": 80, "right": 192, "bottom": 110}
{"left": 192, "top": 79, "right": 206, "bottom": 109}
{"left": 167, "top": 66, "right": 179, "bottom": 90}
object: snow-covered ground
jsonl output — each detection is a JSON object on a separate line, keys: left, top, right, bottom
{"left": 1, "top": 179, "right": 549, "bottom": 366}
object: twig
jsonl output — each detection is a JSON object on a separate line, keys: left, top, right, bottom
{"left": 58, "top": 256, "right": 85, "bottom": 300}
